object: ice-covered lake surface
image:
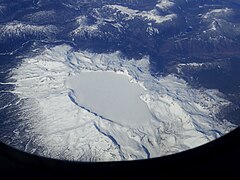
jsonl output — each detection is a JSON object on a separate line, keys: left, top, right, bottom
{"left": 66, "top": 72, "right": 152, "bottom": 127}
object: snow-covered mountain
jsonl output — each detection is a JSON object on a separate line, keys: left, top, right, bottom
{"left": 69, "top": 1, "right": 177, "bottom": 41}
{"left": 2, "top": 45, "right": 234, "bottom": 161}
{"left": 0, "top": 0, "right": 239, "bottom": 162}
{"left": 0, "top": 21, "right": 58, "bottom": 42}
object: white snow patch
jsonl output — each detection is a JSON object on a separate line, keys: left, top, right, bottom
{"left": 156, "top": 0, "right": 174, "bottom": 10}
{"left": 0, "top": 21, "right": 57, "bottom": 40}
{"left": 178, "top": 62, "right": 204, "bottom": 67}
{"left": 9, "top": 45, "right": 236, "bottom": 161}
{"left": 146, "top": 25, "right": 159, "bottom": 35}
{"left": 71, "top": 16, "right": 101, "bottom": 38}
{"left": 140, "top": 9, "right": 176, "bottom": 24}
{"left": 203, "top": 8, "right": 233, "bottom": 19}
{"left": 106, "top": 5, "right": 138, "bottom": 20}
{"left": 105, "top": 5, "right": 176, "bottom": 24}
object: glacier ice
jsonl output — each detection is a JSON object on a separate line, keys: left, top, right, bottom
{"left": 7, "top": 44, "right": 236, "bottom": 161}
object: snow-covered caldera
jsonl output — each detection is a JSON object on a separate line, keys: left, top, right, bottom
{"left": 9, "top": 45, "right": 236, "bottom": 161}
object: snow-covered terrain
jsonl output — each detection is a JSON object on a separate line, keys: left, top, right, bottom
{"left": 202, "top": 8, "right": 240, "bottom": 36}
{"left": 0, "top": 21, "right": 58, "bottom": 41}
{"left": 7, "top": 44, "right": 236, "bottom": 161}
{"left": 105, "top": 5, "right": 176, "bottom": 24}
{"left": 71, "top": 16, "right": 102, "bottom": 38}
{"left": 203, "top": 8, "right": 233, "bottom": 19}
{"left": 22, "top": 10, "right": 57, "bottom": 24}
{"left": 70, "top": 2, "right": 177, "bottom": 38}
{"left": 156, "top": 0, "right": 174, "bottom": 10}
